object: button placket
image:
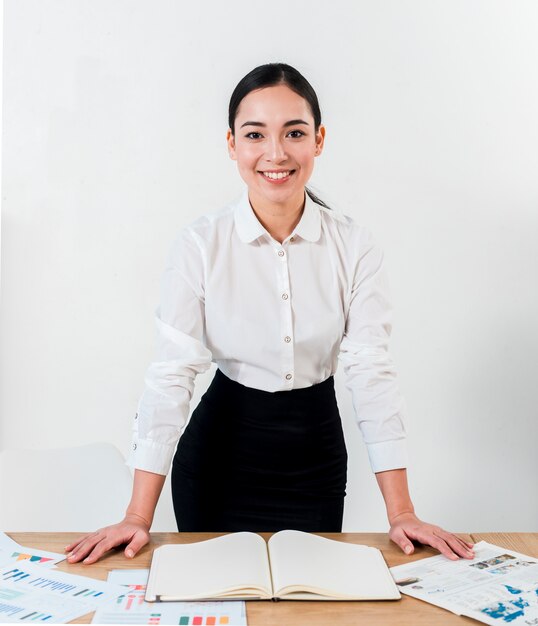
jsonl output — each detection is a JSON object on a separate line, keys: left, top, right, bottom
{"left": 274, "top": 244, "right": 294, "bottom": 386}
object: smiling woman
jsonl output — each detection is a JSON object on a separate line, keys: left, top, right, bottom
{"left": 64, "top": 62, "right": 475, "bottom": 566}
{"left": 226, "top": 83, "right": 324, "bottom": 243}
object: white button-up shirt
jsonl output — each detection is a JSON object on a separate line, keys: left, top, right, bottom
{"left": 127, "top": 187, "right": 408, "bottom": 475}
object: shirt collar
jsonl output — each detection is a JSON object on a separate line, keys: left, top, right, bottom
{"left": 233, "top": 187, "right": 322, "bottom": 244}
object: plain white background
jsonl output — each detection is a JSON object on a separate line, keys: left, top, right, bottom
{"left": 1, "top": 0, "right": 537, "bottom": 532}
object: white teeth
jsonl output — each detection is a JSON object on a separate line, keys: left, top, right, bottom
{"left": 262, "top": 170, "right": 291, "bottom": 180}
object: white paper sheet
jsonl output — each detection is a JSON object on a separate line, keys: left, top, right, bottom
{"left": 0, "top": 561, "right": 126, "bottom": 623}
{"left": 390, "top": 540, "right": 538, "bottom": 625}
{"left": 0, "top": 533, "right": 20, "bottom": 553}
{"left": 92, "top": 569, "right": 247, "bottom": 625}
{"left": 0, "top": 577, "right": 95, "bottom": 623}
{"left": 0, "top": 532, "right": 66, "bottom": 568}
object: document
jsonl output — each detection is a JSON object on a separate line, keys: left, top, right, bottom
{"left": 0, "top": 532, "right": 66, "bottom": 568}
{"left": 91, "top": 569, "right": 247, "bottom": 625}
{"left": 0, "top": 561, "right": 125, "bottom": 623}
{"left": 146, "top": 530, "right": 399, "bottom": 602}
{"left": 390, "top": 540, "right": 538, "bottom": 625}
{"left": 0, "top": 577, "right": 97, "bottom": 623}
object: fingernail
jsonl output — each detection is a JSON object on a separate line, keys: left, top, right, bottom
{"left": 126, "top": 549, "right": 134, "bottom": 558}
{"left": 404, "top": 545, "right": 412, "bottom": 554}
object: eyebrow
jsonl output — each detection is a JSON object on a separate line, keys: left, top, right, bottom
{"left": 239, "top": 119, "right": 310, "bottom": 129}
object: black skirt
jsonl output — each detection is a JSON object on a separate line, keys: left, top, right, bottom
{"left": 171, "top": 368, "right": 348, "bottom": 532}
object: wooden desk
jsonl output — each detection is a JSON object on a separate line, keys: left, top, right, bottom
{"left": 7, "top": 532, "right": 538, "bottom": 625}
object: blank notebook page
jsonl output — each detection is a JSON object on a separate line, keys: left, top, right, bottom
{"left": 148, "top": 532, "right": 272, "bottom": 599}
{"left": 268, "top": 530, "right": 399, "bottom": 599}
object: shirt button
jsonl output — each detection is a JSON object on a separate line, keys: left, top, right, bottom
{"left": 277, "top": 250, "right": 285, "bottom": 257}
{"left": 134, "top": 413, "right": 138, "bottom": 420}
{"left": 290, "top": 236, "right": 295, "bottom": 242}
{"left": 282, "top": 293, "right": 288, "bottom": 300}
{"left": 284, "top": 336, "right": 291, "bottom": 343}
{"left": 132, "top": 443, "right": 137, "bottom": 450}
{"left": 285, "top": 373, "right": 293, "bottom": 380}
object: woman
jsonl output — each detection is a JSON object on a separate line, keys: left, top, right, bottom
{"left": 66, "top": 63, "right": 475, "bottom": 564}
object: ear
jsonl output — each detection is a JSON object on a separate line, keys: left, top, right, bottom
{"left": 314, "top": 124, "right": 326, "bottom": 156}
{"left": 226, "top": 128, "right": 237, "bottom": 161}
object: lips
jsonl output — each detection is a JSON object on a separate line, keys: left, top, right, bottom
{"left": 258, "top": 169, "right": 296, "bottom": 183}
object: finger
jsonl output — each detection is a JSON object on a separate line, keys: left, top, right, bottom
{"left": 124, "top": 529, "right": 150, "bottom": 559}
{"left": 67, "top": 533, "right": 104, "bottom": 563}
{"left": 449, "top": 535, "right": 475, "bottom": 551}
{"left": 390, "top": 526, "right": 415, "bottom": 555}
{"left": 64, "top": 532, "right": 95, "bottom": 553}
{"left": 437, "top": 531, "right": 475, "bottom": 559}
{"left": 411, "top": 530, "right": 459, "bottom": 560}
{"left": 83, "top": 538, "right": 121, "bottom": 565}
{"left": 453, "top": 535, "right": 475, "bottom": 555}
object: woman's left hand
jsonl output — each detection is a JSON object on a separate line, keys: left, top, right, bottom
{"left": 389, "top": 511, "right": 475, "bottom": 560}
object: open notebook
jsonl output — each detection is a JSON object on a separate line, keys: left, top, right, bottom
{"left": 145, "top": 530, "right": 400, "bottom": 602}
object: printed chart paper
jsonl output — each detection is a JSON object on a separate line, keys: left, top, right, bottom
{"left": 390, "top": 540, "right": 538, "bottom": 625}
{"left": 0, "top": 561, "right": 126, "bottom": 623}
{"left": 0, "top": 533, "right": 66, "bottom": 568}
{"left": 0, "top": 578, "right": 96, "bottom": 623}
{"left": 91, "top": 569, "right": 247, "bottom": 625}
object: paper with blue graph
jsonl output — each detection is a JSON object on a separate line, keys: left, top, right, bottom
{"left": 0, "top": 561, "right": 125, "bottom": 623}
{"left": 390, "top": 540, "right": 538, "bottom": 625}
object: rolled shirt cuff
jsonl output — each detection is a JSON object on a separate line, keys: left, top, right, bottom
{"left": 125, "top": 437, "right": 177, "bottom": 476}
{"left": 366, "top": 438, "right": 408, "bottom": 473}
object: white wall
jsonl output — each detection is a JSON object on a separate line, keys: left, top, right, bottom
{"left": 1, "top": 0, "right": 537, "bottom": 533}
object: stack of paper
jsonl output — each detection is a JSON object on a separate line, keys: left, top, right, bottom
{"left": 0, "top": 532, "right": 126, "bottom": 623}
{"left": 92, "top": 569, "right": 247, "bottom": 626}
{"left": 390, "top": 540, "right": 538, "bottom": 625}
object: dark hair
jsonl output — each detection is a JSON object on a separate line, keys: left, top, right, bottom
{"left": 228, "top": 62, "right": 332, "bottom": 210}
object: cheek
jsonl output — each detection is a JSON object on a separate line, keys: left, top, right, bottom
{"left": 236, "top": 147, "right": 261, "bottom": 171}
{"left": 295, "top": 146, "right": 316, "bottom": 172}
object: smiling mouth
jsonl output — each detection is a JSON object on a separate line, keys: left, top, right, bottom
{"left": 258, "top": 169, "right": 296, "bottom": 181}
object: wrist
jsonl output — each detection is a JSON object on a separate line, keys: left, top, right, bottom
{"left": 388, "top": 509, "right": 416, "bottom": 526}
{"left": 124, "top": 511, "right": 152, "bottom": 529}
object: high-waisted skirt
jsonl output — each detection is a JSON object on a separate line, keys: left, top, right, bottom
{"left": 171, "top": 368, "right": 348, "bottom": 532}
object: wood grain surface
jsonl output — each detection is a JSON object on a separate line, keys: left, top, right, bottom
{"left": 7, "top": 531, "right": 535, "bottom": 626}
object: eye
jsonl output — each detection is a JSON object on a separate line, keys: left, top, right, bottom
{"left": 244, "top": 130, "right": 306, "bottom": 140}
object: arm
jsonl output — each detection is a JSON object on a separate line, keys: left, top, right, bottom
{"left": 65, "top": 469, "right": 165, "bottom": 564}
{"left": 339, "top": 227, "right": 474, "bottom": 559}
{"left": 67, "top": 228, "right": 211, "bottom": 563}
{"left": 376, "top": 468, "right": 475, "bottom": 560}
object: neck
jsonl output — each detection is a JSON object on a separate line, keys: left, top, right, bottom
{"left": 248, "top": 189, "right": 306, "bottom": 244}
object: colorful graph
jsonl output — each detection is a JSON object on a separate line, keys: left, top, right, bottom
{"left": 19, "top": 610, "right": 53, "bottom": 621}
{"left": 3, "top": 569, "right": 31, "bottom": 582}
{"left": 179, "top": 617, "right": 230, "bottom": 625}
{"left": 91, "top": 570, "right": 246, "bottom": 626}
{"left": 0, "top": 600, "right": 52, "bottom": 622}
{"left": 11, "top": 552, "right": 54, "bottom": 565}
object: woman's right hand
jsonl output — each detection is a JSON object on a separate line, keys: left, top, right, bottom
{"left": 64, "top": 513, "right": 151, "bottom": 565}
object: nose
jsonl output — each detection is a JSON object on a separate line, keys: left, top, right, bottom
{"left": 266, "top": 136, "right": 287, "bottom": 162}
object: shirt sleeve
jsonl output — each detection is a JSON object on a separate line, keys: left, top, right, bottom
{"left": 338, "top": 226, "right": 408, "bottom": 473}
{"left": 126, "top": 227, "right": 213, "bottom": 475}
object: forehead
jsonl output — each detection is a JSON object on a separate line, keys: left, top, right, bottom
{"left": 236, "top": 84, "right": 313, "bottom": 123}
